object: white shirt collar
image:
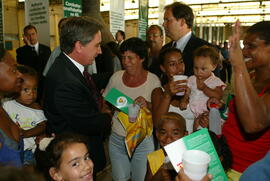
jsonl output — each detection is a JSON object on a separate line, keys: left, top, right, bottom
{"left": 63, "top": 52, "right": 85, "bottom": 74}
{"left": 174, "top": 31, "right": 192, "bottom": 52}
{"left": 31, "top": 42, "right": 39, "bottom": 53}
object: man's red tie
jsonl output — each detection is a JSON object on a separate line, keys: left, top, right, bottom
{"left": 83, "top": 69, "right": 103, "bottom": 111}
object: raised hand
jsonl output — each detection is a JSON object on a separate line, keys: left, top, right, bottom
{"left": 229, "top": 20, "right": 245, "bottom": 67}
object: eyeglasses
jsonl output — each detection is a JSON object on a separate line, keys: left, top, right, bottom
{"left": 147, "top": 33, "right": 161, "bottom": 38}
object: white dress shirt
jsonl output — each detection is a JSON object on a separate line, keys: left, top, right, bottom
{"left": 174, "top": 31, "right": 192, "bottom": 52}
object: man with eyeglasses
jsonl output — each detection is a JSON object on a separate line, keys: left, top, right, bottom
{"left": 146, "top": 25, "right": 164, "bottom": 78}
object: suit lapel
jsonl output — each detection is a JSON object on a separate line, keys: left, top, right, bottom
{"left": 182, "top": 33, "right": 196, "bottom": 55}
{"left": 59, "top": 53, "right": 87, "bottom": 87}
{"left": 59, "top": 53, "right": 99, "bottom": 107}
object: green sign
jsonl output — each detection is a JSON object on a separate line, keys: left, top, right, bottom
{"left": 0, "top": 0, "right": 3, "bottom": 47}
{"left": 138, "top": 0, "right": 148, "bottom": 40}
{"left": 64, "top": 0, "right": 82, "bottom": 17}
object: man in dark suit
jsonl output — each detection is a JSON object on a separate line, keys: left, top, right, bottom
{"left": 162, "top": 2, "right": 219, "bottom": 76}
{"left": 16, "top": 25, "right": 51, "bottom": 102}
{"left": 43, "top": 17, "right": 111, "bottom": 174}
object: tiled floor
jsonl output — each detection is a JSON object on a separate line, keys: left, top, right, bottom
{"left": 96, "top": 140, "right": 113, "bottom": 181}
{"left": 96, "top": 165, "right": 112, "bottom": 181}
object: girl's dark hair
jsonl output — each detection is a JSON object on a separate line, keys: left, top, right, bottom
{"left": 193, "top": 45, "right": 220, "bottom": 65}
{"left": 35, "top": 133, "right": 89, "bottom": 181}
{"left": 120, "top": 37, "right": 148, "bottom": 69}
{"left": 17, "top": 65, "right": 38, "bottom": 80}
{"left": 159, "top": 47, "right": 182, "bottom": 65}
{"left": 209, "top": 131, "right": 232, "bottom": 171}
{"left": 247, "top": 21, "right": 270, "bottom": 45}
{"left": 158, "top": 47, "right": 183, "bottom": 85}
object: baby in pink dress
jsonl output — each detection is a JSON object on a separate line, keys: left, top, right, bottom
{"left": 180, "top": 45, "right": 226, "bottom": 120}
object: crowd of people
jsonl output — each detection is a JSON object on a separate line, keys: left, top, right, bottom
{"left": 0, "top": 1, "right": 270, "bottom": 181}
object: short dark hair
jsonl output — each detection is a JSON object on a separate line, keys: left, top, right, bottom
{"left": 58, "top": 17, "right": 69, "bottom": 30}
{"left": 116, "top": 30, "right": 125, "bottom": 40}
{"left": 147, "top": 25, "right": 163, "bottom": 36}
{"left": 247, "top": 21, "right": 270, "bottom": 45}
{"left": 157, "top": 112, "right": 186, "bottom": 132}
{"left": 193, "top": 45, "right": 220, "bottom": 65}
{"left": 159, "top": 47, "right": 182, "bottom": 65}
{"left": 164, "top": 2, "right": 194, "bottom": 28}
{"left": 60, "top": 16, "right": 102, "bottom": 54}
{"left": 120, "top": 37, "right": 148, "bottom": 69}
{"left": 17, "top": 65, "right": 38, "bottom": 80}
{"left": 23, "top": 24, "right": 37, "bottom": 34}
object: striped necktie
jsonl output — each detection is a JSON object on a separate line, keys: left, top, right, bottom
{"left": 83, "top": 69, "right": 103, "bottom": 111}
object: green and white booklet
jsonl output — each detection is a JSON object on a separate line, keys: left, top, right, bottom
{"left": 164, "top": 128, "right": 228, "bottom": 181}
{"left": 104, "top": 88, "right": 134, "bottom": 114}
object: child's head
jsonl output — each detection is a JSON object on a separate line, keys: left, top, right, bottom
{"left": 159, "top": 47, "right": 185, "bottom": 78}
{"left": 156, "top": 112, "right": 187, "bottom": 147}
{"left": 16, "top": 65, "right": 38, "bottom": 106}
{"left": 46, "top": 134, "right": 94, "bottom": 181}
{"left": 209, "top": 131, "right": 232, "bottom": 171}
{"left": 193, "top": 45, "right": 219, "bottom": 80}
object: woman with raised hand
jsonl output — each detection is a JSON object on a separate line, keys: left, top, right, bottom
{"left": 221, "top": 20, "right": 270, "bottom": 180}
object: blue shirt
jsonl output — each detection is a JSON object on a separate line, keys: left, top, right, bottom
{"left": 240, "top": 151, "right": 270, "bottom": 181}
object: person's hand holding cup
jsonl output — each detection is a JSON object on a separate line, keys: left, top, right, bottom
{"left": 128, "top": 104, "right": 140, "bottom": 123}
{"left": 173, "top": 75, "right": 188, "bottom": 96}
{"left": 182, "top": 150, "right": 211, "bottom": 181}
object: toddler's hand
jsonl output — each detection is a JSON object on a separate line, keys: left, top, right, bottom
{"left": 196, "top": 79, "right": 206, "bottom": 91}
{"left": 179, "top": 101, "right": 188, "bottom": 110}
{"left": 207, "top": 97, "right": 223, "bottom": 109}
{"left": 193, "top": 112, "right": 209, "bottom": 131}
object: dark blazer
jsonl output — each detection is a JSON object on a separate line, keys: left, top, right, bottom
{"left": 43, "top": 53, "right": 111, "bottom": 172}
{"left": 163, "top": 33, "right": 214, "bottom": 76}
{"left": 16, "top": 44, "right": 51, "bottom": 76}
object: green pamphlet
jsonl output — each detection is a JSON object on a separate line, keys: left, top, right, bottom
{"left": 104, "top": 88, "right": 134, "bottom": 114}
{"left": 164, "top": 128, "right": 228, "bottom": 181}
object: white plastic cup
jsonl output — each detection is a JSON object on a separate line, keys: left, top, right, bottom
{"left": 128, "top": 104, "right": 140, "bottom": 123}
{"left": 173, "top": 75, "right": 188, "bottom": 96}
{"left": 182, "top": 150, "right": 211, "bottom": 181}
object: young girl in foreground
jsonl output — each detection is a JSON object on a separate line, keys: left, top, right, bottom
{"left": 40, "top": 134, "right": 94, "bottom": 181}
